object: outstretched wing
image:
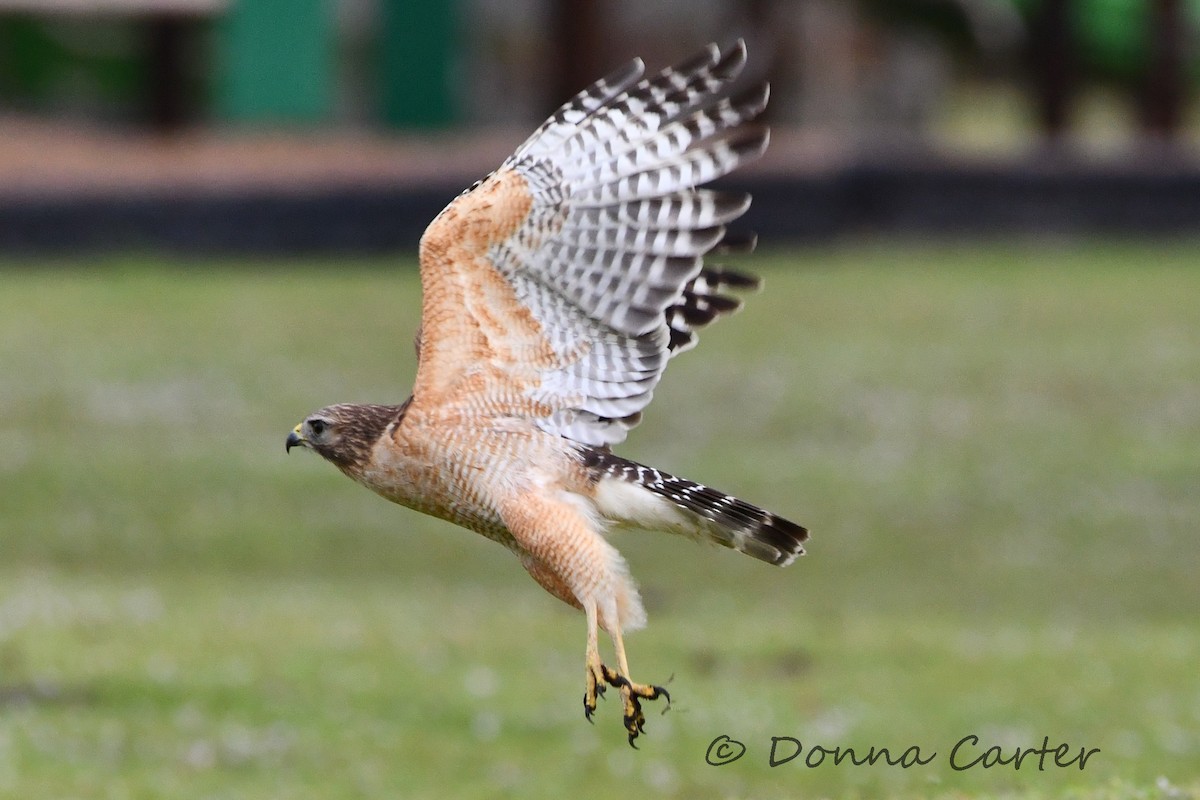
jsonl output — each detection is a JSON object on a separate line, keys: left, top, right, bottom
{"left": 413, "top": 40, "right": 767, "bottom": 446}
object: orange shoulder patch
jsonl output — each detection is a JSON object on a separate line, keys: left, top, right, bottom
{"left": 412, "top": 167, "right": 561, "bottom": 409}
{"left": 420, "top": 167, "right": 533, "bottom": 260}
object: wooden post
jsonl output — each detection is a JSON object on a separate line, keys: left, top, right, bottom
{"left": 1029, "top": 0, "right": 1074, "bottom": 139}
{"left": 1141, "top": 0, "right": 1186, "bottom": 140}
{"left": 549, "top": 0, "right": 605, "bottom": 111}
{"left": 145, "top": 12, "right": 188, "bottom": 131}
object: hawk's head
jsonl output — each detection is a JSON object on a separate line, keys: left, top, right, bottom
{"left": 286, "top": 402, "right": 407, "bottom": 474}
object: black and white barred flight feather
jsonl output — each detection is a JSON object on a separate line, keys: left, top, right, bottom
{"left": 581, "top": 448, "right": 808, "bottom": 567}
{"left": 487, "top": 39, "right": 770, "bottom": 448}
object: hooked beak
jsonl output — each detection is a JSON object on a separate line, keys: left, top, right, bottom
{"left": 286, "top": 425, "right": 306, "bottom": 453}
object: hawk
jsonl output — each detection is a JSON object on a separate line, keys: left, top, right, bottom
{"left": 286, "top": 39, "right": 807, "bottom": 746}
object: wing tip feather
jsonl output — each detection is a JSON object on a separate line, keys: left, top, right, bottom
{"left": 713, "top": 38, "right": 749, "bottom": 80}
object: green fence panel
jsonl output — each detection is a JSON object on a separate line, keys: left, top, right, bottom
{"left": 217, "top": 0, "right": 333, "bottom": 123}
{"left": 378, "top": 0, "right": 457, "bottom": 129}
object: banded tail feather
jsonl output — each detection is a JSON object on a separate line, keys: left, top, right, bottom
{"left": 581, "top": 448, "right": 808, "bottom": 567}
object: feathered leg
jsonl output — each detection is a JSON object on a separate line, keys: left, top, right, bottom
{"left": 506, "top": 490, "right": 666, "bottom": 744}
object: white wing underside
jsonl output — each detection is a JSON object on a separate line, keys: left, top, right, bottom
{"left": 483, "top": 40, "right": 769, "bottom": 447}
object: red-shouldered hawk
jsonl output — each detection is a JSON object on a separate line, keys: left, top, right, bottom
{"left": 286, "top": 39, "right": 807, "bottom": 746}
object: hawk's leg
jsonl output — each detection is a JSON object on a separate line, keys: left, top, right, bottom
{"left": 583, "top": 600, "right": 608, "bottom": 721}
{"left": 582, "top": 599, "right": 670, "bottom": 745}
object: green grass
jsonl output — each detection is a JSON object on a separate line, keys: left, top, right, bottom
{"left": 1, "top": 242, "right": 1198, "bottom": 799}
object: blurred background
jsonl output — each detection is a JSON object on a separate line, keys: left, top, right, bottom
{"left": 2, "top": 0, "right": 1200, "bottom": 249}
{"left": 2, "top": 2, "right": 1199, "bottom": 799}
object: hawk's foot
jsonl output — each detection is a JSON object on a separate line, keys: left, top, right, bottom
{"left": 584, "top": 660, "right": 670, "bottom": 745}
{"left": 610, "top": 673, "right": 670, "bottom": 747}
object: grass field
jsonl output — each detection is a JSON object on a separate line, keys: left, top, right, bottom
{"left": 1, "top": 241, "right": 1197, "bottom": 799}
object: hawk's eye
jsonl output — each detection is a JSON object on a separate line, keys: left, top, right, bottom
{"left": 309, "top": 419, "right": 327, "bottom": 437}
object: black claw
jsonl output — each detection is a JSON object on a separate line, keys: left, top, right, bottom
{"left": 585, "top": 666, "right": 608, "bottom": 722}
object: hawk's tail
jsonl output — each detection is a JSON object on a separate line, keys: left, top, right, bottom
{"left": 580, "top": 448, "right": 808, "bottom": 566}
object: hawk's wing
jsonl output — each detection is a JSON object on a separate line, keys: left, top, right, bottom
{"left": 413, "top": 40, "right": 768, "bottom": 447}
